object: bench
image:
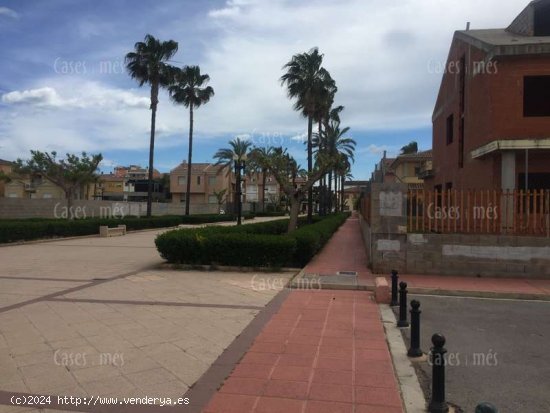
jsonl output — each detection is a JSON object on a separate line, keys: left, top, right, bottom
{"left": 374, "top": 276, "right": 391, "bottom": 304}
{"left": 99, "top": 225, "right": 127, "bottom": 237}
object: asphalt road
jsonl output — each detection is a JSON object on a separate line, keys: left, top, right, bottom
{"left": 397, "top": 295, "right": 550, "bottom": 413}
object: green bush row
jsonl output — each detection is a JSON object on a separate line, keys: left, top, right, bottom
{"left": 155, "top": 212, "right": 350, "bottom": 268}
{"left": 0, "top": 214, "right": 240, "bottom": 244}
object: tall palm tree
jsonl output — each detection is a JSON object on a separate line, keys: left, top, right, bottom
{"left": 249, "top": 146, "right": 273, "bottom": 212}
{"left": 213, "top": 138, "right": 253, "bottom": 212}
{"left": 335, "top": 154, "right": 353, "bottom": 212}
{"left": 169, "top": 65, "right": 215, "bottom": 215}
{"left": 322, "top": 121, "right": 355, "bottom": 212}
{"left": 125, "top": 34, "right": 178, "bottom": 217}
{"left": 281, "top": 47, "right": 334, "bottom": 222}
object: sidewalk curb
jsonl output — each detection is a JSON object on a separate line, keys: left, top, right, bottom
{"left": 407, "top": 287, "right": 550, "bottom": 302}
{"left": 379, "top": 304, "right": 427, "bottom": 413}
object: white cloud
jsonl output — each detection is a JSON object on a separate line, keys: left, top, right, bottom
{"left": 1, "top": 84, "right": 149, "bottom": 110}
{"left": 0, "top": 7, "right": 18, "bottom": 19}
{"left": 197, "top": 0, "right": 525, "bottom": 134}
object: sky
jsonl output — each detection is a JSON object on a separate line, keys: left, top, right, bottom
{"left": 0, "top": 0, "right": 529, "bottom": 179}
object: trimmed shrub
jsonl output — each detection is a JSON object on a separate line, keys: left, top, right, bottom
{"left": 0, "top": 214, "right": 238, "bottom": 244}
{"left": 155, "top": 212, "right": 350, "bottom": 268}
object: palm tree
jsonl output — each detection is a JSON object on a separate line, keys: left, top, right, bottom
{"left": 322, "top": 121, "right": 355, "bottom": 212}
{"left": 281, "top": 47, "right": 334, "bottom": 222}
{"left": 401, "top": 141, "right": 418, "bottom": 154}
{"left": 335, "top": 154, "right": 353, "bottom": 211}
{"left": 213, "top": 138, "right": 253, "bottom": 214}
{"left": 169, "top": 65, "right": 215, "bottom": 215}
{"left": 125, "top": 34, "right": 178, "bottom": 217}
{"left": 248, "top": 146, "right": 273, "bottom": 212}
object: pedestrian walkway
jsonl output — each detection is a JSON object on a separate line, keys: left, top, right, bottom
{"left": 203, "top": 215, "right": 404, "bottom": 412}
{"left": 302, "top": 213, "right": 372, "bottom": 285}
{"left": 204, "top": 290, "right": 403, "bottom": 413}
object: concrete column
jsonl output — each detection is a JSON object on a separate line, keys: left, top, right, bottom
{"left": 501, "top": 151, "right": 516, "bottom": 191}
{"left": 501, "top": 151, "right": 516, "bottom": 231}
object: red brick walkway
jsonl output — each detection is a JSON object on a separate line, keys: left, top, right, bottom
{"left": 202, "top": 215, "right": 404, "bottom": 413}
{"left": 303, "top": 213, "right": 372, "bottom": 284}
{"left": 204, "top": 290, "right": 403, "bottom": 413}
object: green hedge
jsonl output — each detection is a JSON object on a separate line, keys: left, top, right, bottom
{"left": 155, "top": 212, "right": 350, "bottom": 268}
{"left": 0, "top": 214, "right": 240, "bottom": 244}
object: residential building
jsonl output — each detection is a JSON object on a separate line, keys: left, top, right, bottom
{"left": 370, "top": 151, "right": 396, "bottom": 184}
{"left": 170, "top": 162, "right": 232, "bottom": 205}
{"left": 0, "top": 159, "right": 14, "bottom": 197}
{"left": 370, "top": 150, "right": 432, "bottom": 188}
{"left": 388, "top": 150, "right": 433, "bottom": 189}
{"left": 113, "top": 165, "right": 161, "bottom": 180}
{"left": 243, "top": 172, "right": 280, "bottom": 205}
{"left": 4, "top": 173, "right": 66, "bottom": 199}
{"left": 98, "top": 172, "right": 167, "bottom": 202}
{"left": 428, "top": 0, "right": 550, "bottom": 191}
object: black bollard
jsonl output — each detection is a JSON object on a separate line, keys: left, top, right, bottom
{"left": 390, "top": 270, "right": 399, "bottom": 306}
{"left": 475, "top": 402, "right": 499, "bottom": 413}
{"left": 407, "top": 300, "right": 423, "bottom": 357}
{"left": 429, "top": 334, "right": 449, "bottom": 413}
{"left": 397, "top": 281, "right": 409, "bottom": 327}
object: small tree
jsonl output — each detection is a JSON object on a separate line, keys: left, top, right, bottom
{"left": 212, "top": 188, "right": 227, "bottom": 214}
{"left": 14, "top": 151, "right": 102, "bottom": 216}
{"left": 259, "top": 147, "right": 332, "bottom": 232}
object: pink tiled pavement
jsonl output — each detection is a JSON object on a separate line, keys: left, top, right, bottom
{"left": 386, "top": 274, "right": 550, "bottom": 296}
{"left": 203, "top": 290, "right": 404, "bottom": 413}
{"left": 303, "top": 213, "right": 373, "bottom": 285}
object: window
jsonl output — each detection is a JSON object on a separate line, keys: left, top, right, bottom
{"left": 414, "top": 166, "right": 421, "bottom": 176}
{"left": 178, "top": 176, "right": 186, "bottom": 185}
{"left": 458, "top": 118, "right": 465, "bottom": 168}
{"left": 534, "top": 3, "right": 550, "bottom": 36}
{"left": 208, "top": 195, "right": 218, "bottom": 204}
{"left": 524, "top": 76, "right": 550, "bottom": 117}
{"left": 7, "top": 193, "right": 17, "bottom": 198}
{"left": 446, "top": 114, "right": 454, "bottom": 145}
{"left": 208, "top": 176, "right": 216, "bottom": 186}
{"left": 445, "top": 182, "right": 453, "bottom": 190}
{"left": 197, "top": 176, "right": 201, "bottom": 185}
{"left": 42, "top": 193, "right": 52, "bottom": 199}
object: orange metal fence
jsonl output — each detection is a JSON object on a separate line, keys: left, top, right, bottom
{"left": 407, "top": 189, "right": 550, "bottom": 237}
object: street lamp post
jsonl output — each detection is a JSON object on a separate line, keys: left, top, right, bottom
{"left": 233, "top": 154, "right": 247, "bottom": 226}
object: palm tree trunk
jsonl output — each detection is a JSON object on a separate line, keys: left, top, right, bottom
{"left": 262, "top": 168, "right": 267, "bottom": 212}
{"left": 341, "top": 174, "right": 345, "bottom": 211}
{"left": 307, "top": 115, "right": 313, "bottom": 223}
{"left": 146, "top": 83, "right": 159, "bottom": 218}
{"left": 185, "top": 104, "right": 194, "bottom": 216}
{"left": 328, "top": 170, "right": 333, "bottom": 213}
{"left": 335, "top": 173, "right": 339, "bottom": 213}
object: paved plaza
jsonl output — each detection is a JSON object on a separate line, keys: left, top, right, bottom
{"left": 0, "top": 226, "right": 293, "bottom": 412}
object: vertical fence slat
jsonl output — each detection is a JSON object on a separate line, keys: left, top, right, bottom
{"left": 422, "top": 188, "right": 426, "bottom": 232}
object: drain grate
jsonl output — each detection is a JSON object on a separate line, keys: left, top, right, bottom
{"left": 337, "top": 271, "right": 357, "bottom": 276}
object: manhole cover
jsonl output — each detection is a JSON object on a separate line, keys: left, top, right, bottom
{"left": 338, "top": 271, "right": 357, "bottom": 276}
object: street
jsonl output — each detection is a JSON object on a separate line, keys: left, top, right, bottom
{"left": 400, "top": 295, "right": 550, "bottom": 413}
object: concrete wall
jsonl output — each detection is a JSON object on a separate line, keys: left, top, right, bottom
{"left": 361, "top": 183, "right": 409, "bottom": 274}
{"left": 0, "top": 198, "right": 221, "bottom": 219}
{"left": 407, "top": 233, "right": 550, "bottom": 278}
{"left": 360, "top": 183, "right": 550, "bottom": 279}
